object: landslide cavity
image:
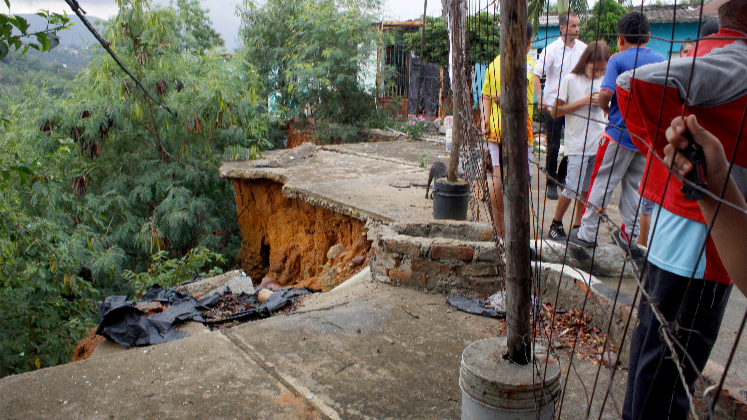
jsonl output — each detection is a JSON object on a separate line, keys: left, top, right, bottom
{"left": 232, "top": 179, "right": 370, "bottom": 288}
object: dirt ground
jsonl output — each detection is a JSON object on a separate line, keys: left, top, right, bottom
{"left": 70, "top": 328, "right": 105, "bottom": 363}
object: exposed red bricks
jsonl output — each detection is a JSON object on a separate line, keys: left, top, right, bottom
{"left": 431, "top": 244, "right": 474, "bottom": 261}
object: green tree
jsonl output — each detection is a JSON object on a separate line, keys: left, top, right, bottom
{"left": 581, "top": 0, "right": 627, "bottom": 53}
{"left": 0, "top": 0, "right": 266, "bottom": 377}
{"left": 403, "top": 17, "right": 449, "bottom": 69}
{"left": 0, "top": 2, "right": 72, "bottom": 59}
{"left": 239, "top": 0, "right": 383, "bottom": 131}
{"left": 403, "top": 13, "right": 501, "bottom": 68}
{"left": 172, "top": 0, "right": 225, "bottom": 53}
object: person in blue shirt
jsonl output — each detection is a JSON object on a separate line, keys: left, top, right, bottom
{"left": 569, "top": 11, "right": 665, "bottom": 251}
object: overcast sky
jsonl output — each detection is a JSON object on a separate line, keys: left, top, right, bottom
{"left": 7, "top": 0, "right": 444, "bottom": 51}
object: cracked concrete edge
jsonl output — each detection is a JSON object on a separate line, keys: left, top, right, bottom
{"left": 223, "top": 331, "right": 342, "bottom": 420}
{"left": 281, "top": 185, "right": 394, "bottom": 224}
{"left": 318, "top": 143, "right": 434, "bottom": 170}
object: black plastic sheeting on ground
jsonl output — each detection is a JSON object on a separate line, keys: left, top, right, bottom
{"left": 447, "top": 296, "right": 506, "bottom": 319}
{"left": 96, "top": 285, "right": 315, "bottom": 348}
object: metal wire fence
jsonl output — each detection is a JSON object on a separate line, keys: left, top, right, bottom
{"left": 453, "top": 0, "right": 747, "bottom": 418}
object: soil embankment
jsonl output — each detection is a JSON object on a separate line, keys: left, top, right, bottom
{"left": 233, "top": 179, "right": 370, "bottom": 290}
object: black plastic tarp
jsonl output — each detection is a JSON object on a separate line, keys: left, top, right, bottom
{"left": 408, "top": 58, "right": 450, "bottom": 116}
{"left": 96, "top": 285, "right": 316, "bottom": 348}
{"left": 447, "top": 295, "right": 506, "bottom": 319}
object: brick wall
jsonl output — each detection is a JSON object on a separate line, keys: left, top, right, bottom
{"left": 367, "top": 221, "right": 504, "bottom": 295}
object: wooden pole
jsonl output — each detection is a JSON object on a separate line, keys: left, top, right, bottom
{"left": 500, "top": 0, "right": 532, "bottom": 364}
{"left": 415, "top": 0, "right": 428, "bottom": 116}
{"left": 447, "top": 0, "right": 466, "bottom": 183}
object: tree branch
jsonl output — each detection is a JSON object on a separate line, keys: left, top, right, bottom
{"left": 61, "top": 0, "right": 177, "bottom": 116}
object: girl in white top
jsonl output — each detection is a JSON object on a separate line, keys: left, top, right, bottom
{"left": 547, "top": 41, "right": 610, "bottom": 241}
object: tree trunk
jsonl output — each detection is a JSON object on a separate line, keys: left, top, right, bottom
{"left": 447, "top": 0, "right": 466, "bottom": 183}
{"left": 501, "top": 0, "right": 532, "bottom": 365}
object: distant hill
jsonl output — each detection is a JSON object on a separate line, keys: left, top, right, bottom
{"left": 18, "top": 13, "right": 105, "bottom": 48}
{"left": 14, "top": 14, "right": 107, "bottom": 72}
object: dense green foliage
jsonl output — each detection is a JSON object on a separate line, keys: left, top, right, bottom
{"left": 581, "top": 0, "right": 628, "bottom": 53}
{"left": 0, "top": 5, "right": 72, "bottom": 59}
{"left": 0, "top": 49, "right": 77, "bottom": 94}
{"left": 0, "top": 0, "right": 268, "bottom": 377}
{"left": 239, "top": 0, "right": 391, "bottom": 142}
{"left": 403, "top": 17, "right": 449, "bottom": 69}
{"left": 403, "top": 13, "right": 501, "bottom": 68}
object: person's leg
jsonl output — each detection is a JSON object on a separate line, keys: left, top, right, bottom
{"left": 551, "top": 155, "right": 584, "bottom": 239}
{"left": 487, "top": 141, "right": 504, "bottom": 237}
{"left": 489, "top": 173, "right": 504, "bottom": 237}
{"left": 573, "top": 191, "right": 588, "bottom": 227}
{"left": 553, "top": 196, "right": 572, "bottom": 222}
{"left": 544, "top": 112, "right": 563, "bottom": 196}
{"left": 573, "top": 155, "right": 594, "bottom": 228}
{"left": 576, "top": 140, "right": 634, "bottom": 244}
{"left": 618, "top": 152, "right": 647, "bottom": 243}
{"left": 625, "top": 265, "right": 732, "bottom": 420}
{"left": 622, "top": 264, "right": 655, "bottom": 420}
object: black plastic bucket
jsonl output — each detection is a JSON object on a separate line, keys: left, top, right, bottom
{"left": 433, "top": 178, "right": 470, "bottom": 220}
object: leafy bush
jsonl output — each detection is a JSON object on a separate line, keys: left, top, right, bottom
{"left": 0, "top": 0, "right": 268, "bottom": 376}
{"left": 239, "top": 0, "right": 385, "bottom": 133}
{"left": 581, "top": 0, "right": 628, "bottom": 54}
{"left": 399, "top": 116, "right": 429, "bottom": 139}
{"left": 124, "top": 247, "right": 225, "bottom": 298}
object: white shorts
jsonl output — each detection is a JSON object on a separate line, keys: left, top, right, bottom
{"left": 487, "top": 142, "right": 534, "bottom": 178}
{"left": 562, "top": 155, "right": 595, "bottom": 199}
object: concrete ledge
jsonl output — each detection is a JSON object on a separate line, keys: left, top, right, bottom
{"left": 531, "top": 238, "right": 637, "bottom": 279}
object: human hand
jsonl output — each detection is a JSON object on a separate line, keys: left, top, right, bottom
{"left": 590, "top": 92, "right": 600, "bottom": 107}
{"left": 664, "top": 115, "right": 730, "bottom": 197}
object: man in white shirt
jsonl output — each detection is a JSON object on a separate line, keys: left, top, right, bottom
{"left": 533, "top": 12, "right": 586, "bottom": 199}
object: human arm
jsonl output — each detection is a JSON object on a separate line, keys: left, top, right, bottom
{"left": 533, "top": 75, "right": 544, "bottom": 113}
{"left": 480, "top": 94, "right": 492, "bottom": 135}
{"left": 663, "top": 115, "right": 747, "bottom": 297}
{"left": 598, "top": 89, "right": 613, "bottom": 114}
{"left": 551, "top": 94, "right": 598, "bottom": 118}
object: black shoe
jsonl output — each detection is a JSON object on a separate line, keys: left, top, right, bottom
{"left": 568, "top": 226, "right": 595, "bottom": 248}
{"left": 548, "top": 220, "right": 567, "bottom": 241}
{"left": 613, "top": 229, "right": 646, "bottom": 265}
{"left": 546, "top": 185, "right": 559, "bottom": 200}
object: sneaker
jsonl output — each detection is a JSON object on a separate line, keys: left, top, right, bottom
{"left": 548, "top": 220, "right": 567, "bottom": 241}
{"left": 546, "top": 185, "right": 559, "bottom": 200}
{"left": 612, "top": 229, "right": 632, "bottom": 254}
{"left": 568, "top": 226, "right": 596, "bottom": 248}
{"left": 613, "top": 229, "right": 646, "bottom": 265}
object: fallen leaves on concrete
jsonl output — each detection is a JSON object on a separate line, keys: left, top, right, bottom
{"left": 485, "top": 301, "right": 619, "bottom": 367}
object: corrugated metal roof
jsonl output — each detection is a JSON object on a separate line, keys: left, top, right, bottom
{"left": 641, "top": 4, "right": 718, "bottom": 23}
{"left": 381, "top": 20, "right": 423, "bottom": 31}
{"left": 537, "top": 6, "right": 717, "bottom": 27}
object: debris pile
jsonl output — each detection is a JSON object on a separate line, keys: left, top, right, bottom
{"left": 94, "top": 271, "right": 316, "bottom": 350}
{"left": 482, "top": 301, "right": 619, "bottom": 366}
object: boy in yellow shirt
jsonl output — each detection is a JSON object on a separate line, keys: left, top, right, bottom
{"left": 479, "top": 22, "right": 535, "bottom": 236}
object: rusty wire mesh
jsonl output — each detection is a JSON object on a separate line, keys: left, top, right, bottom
{"left": 454, "top": 0, "right": 747, "bottom": 419}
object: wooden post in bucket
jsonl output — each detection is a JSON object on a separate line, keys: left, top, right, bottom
{"left": 500, "top": 0, "right": 532, "bottom": 364}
